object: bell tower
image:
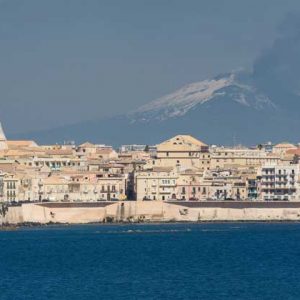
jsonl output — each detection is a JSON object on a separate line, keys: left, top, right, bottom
{"left": 0, "top": 123, "right": 8, "bottom": 150}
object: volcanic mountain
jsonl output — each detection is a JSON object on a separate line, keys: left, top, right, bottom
{"left": 12, "top": 69, "right": 299, "bottom": 146}
{"left": 13, "top": 16, "right": 300, "bottom": 146}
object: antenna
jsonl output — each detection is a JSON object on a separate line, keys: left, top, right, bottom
{"left": 233, "top": 134, "right": 237, "bottom": 147}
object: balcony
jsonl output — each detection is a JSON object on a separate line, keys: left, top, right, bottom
{"left": 159, "top": 189, "right": 172, "bottom": 194}
{"left": 275, "top": 181, "right": 288, "bottom": 184}
{"left": 159, "top": 183, "right": 176, "bottom": 187}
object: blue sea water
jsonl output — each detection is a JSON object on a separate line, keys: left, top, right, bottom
{"left": 1, "top": 223, "right": 300, "bottom": 300}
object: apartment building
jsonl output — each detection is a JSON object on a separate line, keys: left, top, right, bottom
{"left": 176, "top": 170, "right": 207, "bottom": 201}
{"left": 3, "top": 174, "right": 20, "bottom": 202}
{"left": 210, "top": 147, "right": 281, "bottom": 169}
{"left": 260, "top": 164, "right": 299, "bottom": 201}
{"left": 135, "top": 167, "right": 178, "bottom": 201}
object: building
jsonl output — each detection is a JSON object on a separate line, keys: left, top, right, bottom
{"left": 210, "top": 147, "right": 281, "bottom": 169}
{"left": 135, "top": 167, "right": 178, "bottom": 201}
{"left": 176, "top": 170, "right": 205, "bottom": 201}
{"left": 153, "top": 135, "right": 210, "bottom": 171}
{"left": 273, "top": 143, "right": 297, "bottom": 156}
{"left": 260, "top": 164, "right": 299, "bottom": 201}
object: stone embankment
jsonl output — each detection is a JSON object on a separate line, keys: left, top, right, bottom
{"left": 2, "top": 201, "right": 300, "bottom": 225}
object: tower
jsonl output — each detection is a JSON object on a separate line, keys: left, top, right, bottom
{"left": 0, "top": 123, "right": 8, "bottom": 150}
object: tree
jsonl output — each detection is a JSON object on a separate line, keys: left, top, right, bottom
{"left": 0, "top": 203, "right": 8, "bottom": 226}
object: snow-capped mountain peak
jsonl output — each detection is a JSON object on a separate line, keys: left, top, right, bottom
{"left": 131, "top": 72, "right": 274, "bottom": 123}
{"left": 135, "top": 74, "right": 235, "bottom": 117}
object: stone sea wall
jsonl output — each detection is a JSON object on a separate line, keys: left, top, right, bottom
{"left": 3, "top": 201, "right": 300, "bottom": 224}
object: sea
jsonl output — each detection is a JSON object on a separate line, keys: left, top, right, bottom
{"left": 1, "top": 223, "right": 300, "bottom": 300}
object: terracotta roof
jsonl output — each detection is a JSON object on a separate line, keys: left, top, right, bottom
{"left": 43, "top": 176, "right": 68, "bottom": 185}
{"left": 96, "top": 148, "right": 114, "bottom": 154}
{"left": 6, "top": 140, "right": 38, "bottom": 146}
{"left": 45, "top": 149, "right": 73, "bottom": 156}
{"left": 286, "top": 148, "right": 300, "bottom": 156}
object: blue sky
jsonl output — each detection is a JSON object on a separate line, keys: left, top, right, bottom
{"left": 0, "top": 0, "right": 299, "bottom": 134}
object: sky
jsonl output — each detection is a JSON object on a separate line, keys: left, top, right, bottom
{"left": 0, "top": 0, "right": 299, "bottom": 134}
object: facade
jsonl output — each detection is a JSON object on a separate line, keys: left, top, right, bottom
{"left": 135, "top": 167, "right": 178, "bottom": 201}
{"left": 3, "top": 174, "right": 20, "bottom": 202}
{"left": 176, "top": 170, "right": 205, "bottom": 201}
{"left": 153, "top": 135, "right": 210, "bottom": 171}
{"left": 260, "top": 164, "right": 299, "bottom": 201}
{"left": 210, "top": 147, "right": 280, "bottom": 169}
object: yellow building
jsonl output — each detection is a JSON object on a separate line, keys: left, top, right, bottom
{"left": 210, "top": 147, "right": 281, "bottom": 169}
{"left": 135, "top": 167, "right": 178, "bottom": 201}
{"left": 153, "top": 135, "right": 210, "bottom": 171}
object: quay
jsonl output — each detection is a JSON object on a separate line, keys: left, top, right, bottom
{"left": 3, "top": 201, "right": 300, "bottom": 225}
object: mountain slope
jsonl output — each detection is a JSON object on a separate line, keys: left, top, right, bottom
{"left": 12, "top": 69, "right": 300, "bottom": 146}
{"left": 130, "top": 72, "right": 276, "bottom": 124}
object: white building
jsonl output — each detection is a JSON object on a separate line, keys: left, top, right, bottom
{"left": 260, "top": 164, "right": 299, "bottom": 201}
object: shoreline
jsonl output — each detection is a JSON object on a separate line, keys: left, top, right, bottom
{"left": 2, "top": 219, "right": 300, "bottom": 231}
{"left": 4, "top": 201, "right": 300, "bottom": 226}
